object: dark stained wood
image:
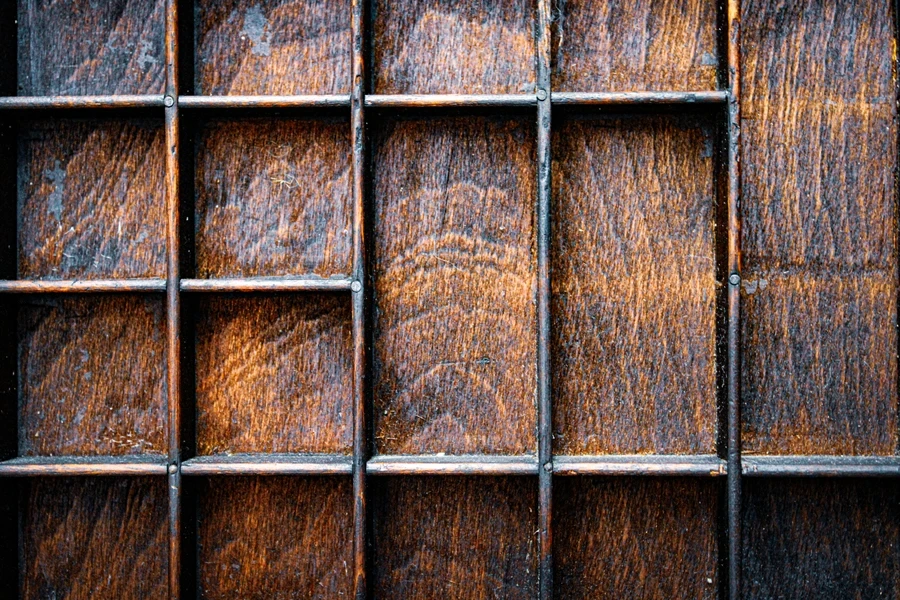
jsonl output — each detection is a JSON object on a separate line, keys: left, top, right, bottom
{"left": 372, "top": 0, "right": 536, "bottom": 94}
{"left": 550, "top": 0, "right": 718, "bottom": 92}
{"left": 740, "top": 0, "right": 898, "bottom": 455}
{"left": 17, "top": 0, "right": 166, "bottom": 96}
{"left": 18, "top": 119, "right": 166, "bottom": 280}
{"left": 195, "top": 294, "right": 352, "bottom": 455}
{"left": 195, "top": 118, "right": 351, "bottom": 279}
{"left": 19, "top": 296, "right": 167, "bottom": 456}
{"left": 194, "top": 0, "right": 350, "bottom": 95}
{"left": 554, "top": 478, "right": 719, "bottom": 599}
{"left": 552, "top": 115, "right": 717, "bottom": 455}
{"left": 21, "top": 477, "right": 168, "bottom": 599}
{"left": 742, "top": 479, "right": 900, "bottom": 599}
{"left": 197, "top": 476, "right": 353, "bottom": 599}
{"left": 372, "top": 117, "right": 536, "bottom": 455}
{"left": 371, "top": 477, "right": 538, "bottom": 599}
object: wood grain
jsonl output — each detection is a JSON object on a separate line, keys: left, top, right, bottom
{"left": 552, "top": 115, "right": 718, "bottom": 455}
{"left": 741, "top": 0, "right": 898, "bottom": 455}
{"left": 18, "top": 119, "right": 166, "bottom": 280}
{"left": 195, "top": 0, "right": 350, "bottom": 95}
{"left": 551, "top": 0, "right": 718, "bottom": 92}
{"left": 19, "top": 296, "right": 167, "bottom": 456}
{"left": 198, "top": 476, "right": 353, "bottom": 599}
{"left": 554, "top": 477, "right": 719, "bottom": 599}
{"left": 742, "top": 479, "right": 900, "bottom": 599}
{"left": 195, "top": 294, "right": 352, "bottom": 455}
{"left": 195, "top": 118, "right": 351, "bottom": 279}
{"left": 17, "top": 0, "right": 165, "bottom": 96}
{"left": 371, "top": 477, "right": 538, "bottom": 599}
{"left": 372, "top": 0, "right": 536, "bottom": 94}
{"left": 372, "top": 118, "right": 536, "bottom": 455}
{"left": 21, "top": 477, "right": 168, "bottom": 599}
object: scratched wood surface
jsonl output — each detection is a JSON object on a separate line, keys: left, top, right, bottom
{"left": 742, "top": 479, "right": 900, "bottom": 599}
{"left": 741, "top": 0, "right": 898, "bottom": 455}
{"left": 195, "top": 0, "right": 350, "bottom": 95}
{"left": 195, "top": 294, "right": 352, "bottom": 455}
{"left": 372, "top": 117, "right": 536, "bottom": 455}
{"left": 198, "top": 476, "right": 353, "bottom": 599}
{"left": 554, "top": 477, "right": 718, "bottom": 599}
{"left": 18, "top": 119, "right": 166, "bottom": 280}
{"left": 17, "top": 0, "right": 165, "bottom": 96}
{"left": 195, "top": 118, "right": 351, "bottom": 279}
{"left": 551, "top": 0, "right": 718, "bottom": 92}
{"left": 552, "top": 114, "right": 718, "bottom": 455}
{"left": 19, "top": 296, "right": 167, "bottom": 456}
{"left": 371, "top": 477, "right": 538, "bottom": 599}
{"left": 21, "top": 477, "right": 168, "bottom": 599}
{"left": 372, "top": 0, "right": 535, "bottom": 94}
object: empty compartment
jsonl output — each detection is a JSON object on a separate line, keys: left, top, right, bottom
{"left": 19, "top": 295, "right": 167, "bottom": 457}
{"left": 372, "top": 117, "right": 536, "bottom": 455}
{"left": 18, "top": 119, "right": 166, "bottom": 280}
{"left": 371, "top": 476, "right": 538, "bottom": 599}
{"left": 552, "top": 114, "right": 719, "bottom": 455}
{"left": 197, "top": 476, "right": 353, "bottom": 599}
{"left": 372, "top": 0, "right": 536, "bottom": 94}
{"left": 194, "top": 118, "right": 351, "bottom": 279}
{"left": 18, "top": 0, "right": 165, "bottom": 96}
{"left": 195, "top": 294, "right": 352, "bottom": 455}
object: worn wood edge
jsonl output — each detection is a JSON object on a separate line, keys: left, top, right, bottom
{"left": 180, "top": 277, "right": 353, "bottom": 292}
{"left": 552, "top": 91, "right": 727, "bottom": 106}
{"left": 178, "top": 95, "right": 349, "bottom": 109}
{"left": 365, "top": 94, "right": 537, "bottom": 108}
{"left": 0, "top": 279, "right": 167, "bottom": 293}
{"left": 0, "top": 455, "right": 168, "bottom": 476}
{"left": 0, "top": 95, "right": 165, "bottom": 109}
{"left": 181, "top": 454, "right": 353, "bottom": 475}
{"left": 553, "top": 455, "right": 727, "bottom": 477}
{"left": 742, "top": 455, "right": 900, "bottom": 477}
{"left": 365, "top": 455, "right": 539, "bottom": 475}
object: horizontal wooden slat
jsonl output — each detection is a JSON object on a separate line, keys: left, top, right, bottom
{"left": 552, "top": 91, "right": 726, "bottom": 105}
{"left": 178, "top": 95, "right": 349, "bottom": 109}
{"left": 0, "top": 279, "right": 166, "bottom": 293}
{"left": 365, "top": 94, "right": 535, "bottom": 108}
{"left": 554, "top": 455, "right": 726, "bottom": 477}
{"left": 182, "top": 454, "right": 352, "bottom": 475}
{"left": 0, "top": 95, "right": 165, "bottom": 110}
{"left": 743, "top": 455, "right": 900, "bottom": 477}
{"left": 366, "top": 455, "right": 537, "bottom": 475}
{"left": 0, "top": 455, "right": 167, "bottom": 477}
{"left": 180, "top": 277, "right": 352, "bottom": 292}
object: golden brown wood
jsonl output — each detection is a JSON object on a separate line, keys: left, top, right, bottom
{"left": 195, "top": 294, "right": 352, "bottom": 455}
{"left": 194, "top": 0, "right": 350, "bottom": 95}
{"left": 372, "top": 0, "right": 536, "bottom": 94}
{"left": 741, "top": 0, "right": 898, "bottom": 455}
{"left": 195, "top": 118, "right": 351, "bottom": 279}
{"left": 19, "top": 296, "right": 167, "bottom": 456}
{"left": 22, "top": 477, "right": 168, "bottom": 599}
{"left": 371, "top": 477, "right": 538, "bottom": 599}
{"left": 554, "top": 478, "right": 719, "bottom": 599}
{"left": 372, "top": 117, "right": 536, "bottom": 455}
{"left": 197, "top": 476, "right": 353, "bottom": 599}
{"left": 552, "top": 115, "right": 717, "bottom": 455}
{"left": 551, "top": 0, "right": 718, "bottom": 92}
{"left": 18, "top": 119, "right": 166, "bottom": 280}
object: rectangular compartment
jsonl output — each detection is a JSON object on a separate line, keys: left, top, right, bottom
{"left": 740, "top": 0, "right": 898, "bottom": 455}
{"left": 197, "top": 476, "right": 353, "bottom": 599}
{"left": 194, "top": 294, "right": 352, "bottom": 455}
{"left": 372, "top": 117, "right": 536, "bottom": 455}
{"left": 19, "top": 295, "right": 167, "bottom": 457}
{"left": 21, "top": 477, "right": 168, "bottom": 599}
{"left": 372, "top": 0, "right": 536, "bottom": 94}
{"left": 551, "top": 114, "right": 719, "bottom": 455}
{"left": 18, "top": 119, "right": 166, "bottom": 280}
{"left": 554, "top": 477, "right": 719, "bottom": 599}
{"left": 194, "top": 118, "right": 351, "bottom": 279}
{"left": 371, "top": 476, "right": 538, "bottom": 599}
{"left": 18, "top": 0, "right": 166, "bottom": 96}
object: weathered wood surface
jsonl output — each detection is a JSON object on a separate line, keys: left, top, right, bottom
{"left": 195, "top": 0, "right": 350, "bottom": 95}
{"left": 552, "top": 114, "right": 718, "bottom": 455}
{"left": 372, "top": 0, "right": 535, "bottom": 94}
{"left": 372, "top": 117, "right": 536, "bottom": 455}
{"left": 22, "top": 477, "right": 168, "bottom": 599}
{"left": 198, "top": 476, "right": 353, "bottom": 599}
{"left": 371, "top": 477, "right": 538, "bottom": 599}
{"left": 195, "top": 294, "right": 352, "bottom": 455}
{"left": 18, "top": 120, "right": 166, "bottom": 280}
{"left": 19, "top": 296, "right": 167, "bottom": 456}
{"left": 195, "top": 118, "right": 351, "bottom": 279}
{"left": 554, "top": 477, "right": 719, "bottom": 599}
{"left": 551, "top": 0, "right": 718, "bottom": 92}
{"left": 741, "top": 0, "right": 898, "bottom": 455}
{"left": 18, "top": 0, "right": 165, "bottom": 96}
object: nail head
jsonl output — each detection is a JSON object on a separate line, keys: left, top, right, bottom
{"left": 351, "top": 281, "right": 362, "bottom": 293}
{"left": 536, "top": 89, "right": 548, "bottom": 101}
{"left": 164, "top": 95, "right": 175, "bottom": 107}
{"left": 729, "top": 273, "right": 741, "bottom": 286}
